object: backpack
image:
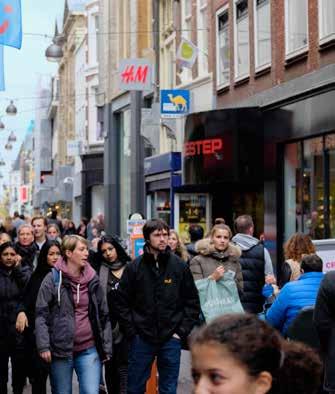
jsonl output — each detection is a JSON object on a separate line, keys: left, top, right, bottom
{"left": 51, "top": 268, "right": 61, "bottom": 306}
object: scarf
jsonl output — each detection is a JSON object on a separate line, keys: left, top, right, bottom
{"left": 15, "top": 242, "right": 39, "bottom": 270}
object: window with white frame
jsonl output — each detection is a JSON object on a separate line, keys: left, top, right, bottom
{"left": 216, "top": 7, "right": 230, "bottom": 87}
{"left": 234, "top": 0, "right": 250, "bottom": 79}
{"left": 197, "top": 0, "right": 208, "bottom": 75}
{"left": 285, "top": 0, "right": 308, "bottom": 56}
{"left": 95, "top": 15, "right": 100, "bottom": 64}
{"left": 319, "top": 0, "right": 335, "bottom": 42}
{"left": 254, "top": 0, "right": 271, "bottom": 69}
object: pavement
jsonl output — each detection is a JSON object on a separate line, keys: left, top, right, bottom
{"left": 10, "top": 351, "right": 193, "bottom": 393}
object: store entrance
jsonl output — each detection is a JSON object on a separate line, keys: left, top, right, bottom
{"left": 211, "top": 186, "right": 264, "bottom": 238}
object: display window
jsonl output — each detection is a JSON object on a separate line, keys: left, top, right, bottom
{"left": 284, "top": 133, "right": 335, "bottom": 241}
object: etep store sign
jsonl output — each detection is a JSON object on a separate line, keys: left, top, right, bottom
{"left": 184, "top": 138, "right": 223, "bottom": 157}
{"left": 119, "top": 58, "right": 154, "bottom": 91}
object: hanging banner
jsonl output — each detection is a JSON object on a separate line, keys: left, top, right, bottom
{"left": 19, "top": 185, "right": 28, "bottom": 204}
{"left": 119, "top": 58, "right": 154, "bottom": 91}
{"left": 0, "top": 0, "right": 22, "bottom": 49}
{"left": 176, "top": 38, "right": 198, "bottom": 69}
{"left": 0, "top": 45, "right": 4, "bottom": 91}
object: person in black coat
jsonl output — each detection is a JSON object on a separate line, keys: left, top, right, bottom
{"left": 96, "top": 235, "right": 131, "bottom": 394}
{"left": 0, "top": 242, "right": 31, "bottom": 394}
{"left": 15, "top": 224, "right": 38, "bottom": 271}
{"left": 314, "top": 271, "right": 335, "bottom": 394}
{"left": 16, "top": 240, "right": 61, "bottom": 394}
{"left": 116, "top": 219, "right": 201, "bottom": 394}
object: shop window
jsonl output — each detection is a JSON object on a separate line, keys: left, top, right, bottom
{"left": 303, "top": 137, "right": 324, "bottom": 240}
{"left": 216, "top": 6, "right": 230, "bottom": 88}
{"left": 284, "top": 142, "right": 303, "bottom": 241}
{"left": 285, "top": 0, "right": 308, "bottom": 57}
{"left": 319, "top": 0, "right": 335, "bottom": 43}
{"left": 197, "top": 0, "right": 209, "bottom": 76}
{"left": 254, "top": 0, "right": 271, "bottom": 70}
{"left": 234, "top": 0, "right": 250, "bottom": 80}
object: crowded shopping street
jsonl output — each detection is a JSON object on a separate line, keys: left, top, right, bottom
{"left": 1, "top": 0, "right": 335, "bottom": 393}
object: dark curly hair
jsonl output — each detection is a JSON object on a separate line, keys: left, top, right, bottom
{"left": 190, "top": 314, "right": 322, "bottom": 394}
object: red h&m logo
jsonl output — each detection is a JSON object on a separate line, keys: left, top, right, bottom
{"left": 119, "top": 59, "right": 153, "bottom": 91}
{"left": 184, "top": 138, "right": 223, "bottom": 157}
{"left": 121, "top": 65, "right": 149, "bottom": 84}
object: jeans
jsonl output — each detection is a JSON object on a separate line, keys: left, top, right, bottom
{"left": 127, "top": 336, "right": 181, "bottom": 394}
{"left": 50, "top": 347, "right": 101, "bottom": 394}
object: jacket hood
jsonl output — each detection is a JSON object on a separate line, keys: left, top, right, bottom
{"left": 55, "top": 258, "right": 96, "bottom": 285}
{"left": 232, "top": 233, "right": 260, "bottom": 251}
{"left": 195, "top": 238, "right": 241, "bottom": 257}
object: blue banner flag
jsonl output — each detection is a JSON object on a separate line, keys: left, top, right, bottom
{"left": 0, "top": 0, "right": 22, "bottom": 49}
{"left": 0, "top": 45, "right": 4, "bottom": 91}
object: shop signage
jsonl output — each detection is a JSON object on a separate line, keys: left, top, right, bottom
{"left": 119, "top": 58, "right": 154, "bottom": 91}
{"left": 184, "top": 138, "right": 223, "bottom": 157}
{"left": 176, "top": 38, "right": 198, "bottom": 69}
{"left": 161, "top": 89, "right": 190, "bottom": 118}
{"left": 313, "top": 239, "right": 335, "bottom": 273}
{"left": 67, "top": 140, "right": 81, "bottom": 157}
{"left": 19, "top": 185, "right": 28, "bottom": 204}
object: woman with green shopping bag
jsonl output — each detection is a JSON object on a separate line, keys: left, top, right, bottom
{"left": 189, "top": 224, "right": 244, "bottom": 322}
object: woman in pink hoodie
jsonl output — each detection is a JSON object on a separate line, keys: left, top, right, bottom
{"left": 35, "top": 235, "right": 113, "bottom": 394}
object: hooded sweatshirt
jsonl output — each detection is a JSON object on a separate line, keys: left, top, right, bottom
{"left": 232, "top": 233, "right": 274, "bottom": 276}
{"left": 55, "top": 258, "right": 96, "bottom": 353}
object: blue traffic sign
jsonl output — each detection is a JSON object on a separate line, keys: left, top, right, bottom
{"left": 161, "top": 89, "right": 190, "bottom": 118}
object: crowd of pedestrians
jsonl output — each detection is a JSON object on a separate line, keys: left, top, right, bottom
{"left": 0, "top": 210, "right": 333, "bottom": 394}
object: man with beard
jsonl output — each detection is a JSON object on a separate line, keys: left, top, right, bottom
{"left": 117, "top": 219, "right": 200, "bottom": 394}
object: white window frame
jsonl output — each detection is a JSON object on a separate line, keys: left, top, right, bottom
{"left": 197, "top": 0, "right": 209, "bottom": 76}
{"left": 253, "top": 0, "right": 271, "bottom": 71}
{"left": 318, "top": 0, "right": 335, "bottom": 45}
{"left": 216, "top": 4, "right": 230, "bottom": 90}
{"left": 284, "top": 0, "right": 309, "bottom": 59}
{"left": 233, "top": 0, "right": 250, "bottom": 81}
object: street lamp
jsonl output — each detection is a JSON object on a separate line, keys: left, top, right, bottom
{"left": 8, "top": 131, "right": 17, "bottom": 142}
{"left": 5, "top": 142, "right": 12, "bottom": 150}
{"left": 0, "top": 119, "right": 5, "bottom": 129}
{"left": 0, "top": 157, "right": 5, "bottom": 166}
{"left": 45, "top": 23, "right": 65, "bottom": 62}
{"left": 6, "top": 100, "right": 17, "bottom": 116}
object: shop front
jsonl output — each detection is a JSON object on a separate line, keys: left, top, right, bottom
{"left": 177, "top": 108, "right": 264, "bottom": 242}
{"left": 144, "top": 152, "right": 181, "bottom": 227}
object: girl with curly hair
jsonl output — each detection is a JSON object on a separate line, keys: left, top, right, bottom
{"left": 281, "top": 233, "right": 316, "bottom": 287}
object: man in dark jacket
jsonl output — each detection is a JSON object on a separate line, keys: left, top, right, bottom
{"left": 314, "top": 270, "right": 335, "bottom": 393}
{"left": 117, "top": 219, "right": 200, "bottom": 394}
{"left": 232, "top": 215, "right": 274, "bottom": 314}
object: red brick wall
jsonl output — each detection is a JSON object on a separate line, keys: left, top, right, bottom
{"left": 210, "top": 0, "right": 335, "bottom": 108}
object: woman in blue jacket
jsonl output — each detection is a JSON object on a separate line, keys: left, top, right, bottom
{"left": 266, "top": 254, "right": 323, "bottom": 336}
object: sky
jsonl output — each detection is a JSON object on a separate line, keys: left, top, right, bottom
{"left": 0, "top": 0, "right": 64, "bottom": 194}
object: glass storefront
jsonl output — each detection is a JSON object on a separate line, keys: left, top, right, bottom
{"left": 149, "top": 190, "right": 171, "bottom": 225}
{"left": 284, "top": 133, "right": 335, "bottom": 241}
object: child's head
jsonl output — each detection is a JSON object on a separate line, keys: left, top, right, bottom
{"left": 190, "top": 314, "right": 321, "bottom": 394}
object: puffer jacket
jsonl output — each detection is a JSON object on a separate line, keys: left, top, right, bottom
{"left": 0, "top": 263, "right": 31, "bottom": 348}
{"left": 189, "top": 239, "right": 243, "bottom": 294}
{"left": 35, "top": 266, "right": 112, "bottom": 360}
{"left": 266, "top": 271, "right": 323, "bottom": 335}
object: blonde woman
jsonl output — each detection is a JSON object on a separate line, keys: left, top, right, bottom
{"left": 168, "top": 229, "right": 189, "bottom": 263}
{"left": 35, "top": 235, "right": 112, "bottom": 394}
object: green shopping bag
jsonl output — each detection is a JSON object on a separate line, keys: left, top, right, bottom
{"left": 196, "top": 275, "right": 244, "bottom": 323}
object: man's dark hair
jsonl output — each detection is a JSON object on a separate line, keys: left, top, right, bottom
{"left": 51, "top": 209, "right": 58, "bottom": 219}
{"left": 13, "top": 211, "right": 20, "bottom": 218}
{"left": 188, "top": 224, "right": 204, "bottom": 243}
{"left": 142, "top": 219, "right": 170, "bottom": 241}
{"left": 301, "top": 254, "right": 323, "bottom": 273}
{"left": 32, "top": 216, "right": 48, "bottom": 227}
{"left": 234, "top": 215, "right": 254, "bottom": 234}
